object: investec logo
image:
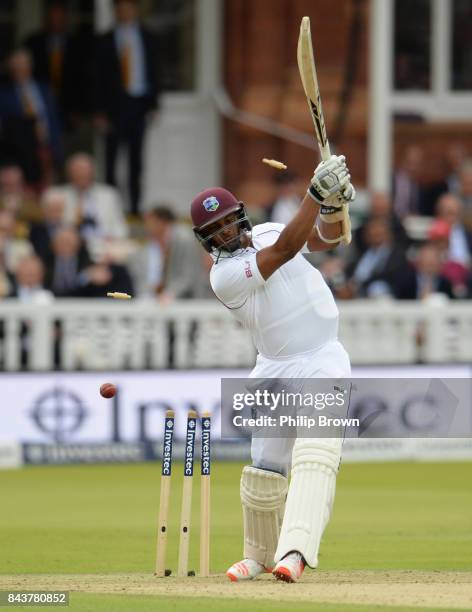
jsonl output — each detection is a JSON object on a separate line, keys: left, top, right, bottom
{"left": 162, "top": 423, "right": 174, "bottom": 476}
{"left": 201, "top": 430, "right": 210, "bottom": 475}
{"left": 184, "top": 425, "right": 195, "bottom": 476}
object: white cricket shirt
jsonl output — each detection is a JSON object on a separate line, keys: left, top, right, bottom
{"left": 210, "top": 223, "right": 339, "bottom": 358}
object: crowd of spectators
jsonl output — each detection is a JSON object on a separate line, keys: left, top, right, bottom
{"left": 0, "top": 0, "right": 202, "bottom": 304}
{"left": 1, "top": 2, "right": 471, "bottom": 305}
{"left": 0, "top": 0, "right": 157, "bottom": 212}
{"left": 0, "top": 151, "right": 211, "bottom": 303}
{"left": 2, "top": 140, "right": 472, "bottom": 305}
{"left": 262, "top": 143, "right": 472, "bottom": 302}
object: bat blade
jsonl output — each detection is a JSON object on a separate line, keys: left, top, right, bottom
{"left": 297, "top": 16, "right": 352, "bottom": 245}
{"left": 297, "top": 16, "right": 330, "bottom": 160}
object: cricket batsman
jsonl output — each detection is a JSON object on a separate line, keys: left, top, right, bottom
{"left": 190, "top": 154, "right": 354, "bottom": 582}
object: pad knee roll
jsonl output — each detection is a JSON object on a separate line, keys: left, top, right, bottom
{"left": 275, "top": 438, "right": 342, "bottom": 568}
{"left": 240, "top": 466, "right": 288, "bottom": 568}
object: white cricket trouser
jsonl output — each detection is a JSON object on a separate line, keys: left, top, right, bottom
{"left": 249, "top": 339, "right": 351, "bottom": 476}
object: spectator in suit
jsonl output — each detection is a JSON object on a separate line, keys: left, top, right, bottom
{"left": 353, "top": 192, "right": 408, "bottom": 256}
{"left": 29, "top": 189, "right": 66, "bottom": 262}
{"left": 23, "top": 1, "right": 72, "bottom": 110}
{"left": 95, "top": 0, "right": 159, "bottom": 216}
{"left": 0, "top": 210, "right": 33, "bottom": 275}
{"left": 11, "top": 255, "right": 53, "bottom": 303}
{"left": 0, "top": 49, "right": 61, "bottom": 186}
{"left": 47, "top": 153, "right": 128, "bottom": 261}
{"left": 44, "top": 226, "right": 90, "bottom": 296}
{"left": 392, "top": 145, "right": 424, "bottom": 218}
{"left": 397, "top": 243, "right": 454, "bottom": 300}
{"left": 348, "top": 216, "right": 410, "bottom": 298}
{"left": 392, "top": 145, "right": 447, "bottom": 218}
{"left": 45, "top": 226, "right": 133, "bottom": 298}
{"left": 24, "top": 1, "right": 96, "bottom": 153}
{"left": 129, "top": 205, "right": 200, "bottom": 300}
{"left": 435, "top": 193, "right": 472, "bottom": 266}
{"left": 0, "top": 164, "right": 41, "bottom": 227}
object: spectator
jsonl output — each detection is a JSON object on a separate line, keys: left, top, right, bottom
{"left": 0, "top": 261, "right": 14, "bottom": 298}
{"left": 0, "top": 266, "right": 14, "bottom": 298}
{"left": 354, "top": 192, "right": 408, "bottom": 255}
{"left": 348, "top": 216, "right": 410, "bottom": 298}
{"left": 11, "top": 255, "right": 53, "bottom": 303}
{"left": 29, "top": 189, "right": 66, "bottom": 262}
{"left": 6, "top": 255, "right": 53, "bottom": 369}
{"left": 0, "top": 49, "right": 61, "bottom": 186}
{"left": 24, "top": 1, "right": 96, "bottom": 153}
{"left": 267, "top": 172, "right": 303, "bottom": 225}
{"left": 23, "top": 1, "right": 73, "bottom": 110}
{"left": 392, "top": 145, "right": 425, "bottom": 218}
{"left": 445, "top": 143, "right": 469, "bottom": 194}
{"left": 318, "top": 255, "right": 353, "bottom": 300}
{"left": 44, "top": 226, "right": 90, "bottom": 296}
{"left": 129, "top": 206, "right": 200, "bottom": 300}
{"left": 95, "top": 0, "right": 159, "bottom": 216}
{"left": 392, "top": 145, "right": 447, "bottom": 218}
{"left": 44, "top": 226, "right": 132, "bottom": 298}
{"left": 0, "top": 210, "right": 33, "bottom": 274}
{"left": 428, "top": 218, "right": 469, "bottom": 297}
{"left": 435, "top": 193, "right": 472, "bottom": 266}
{"left": 397, "top": 243, "right": 454, "bottom": 300}
{"left": 193, "top": 251, "right": 216, "bottom": 299}
{"left": 0, "top": 164, "right": 41, "bottom": 226}
{"left": 457, "top": 160, "right": 472, "bottom": 222}
{"left": 48, "top": 153, "right": 128, "bottom": 260}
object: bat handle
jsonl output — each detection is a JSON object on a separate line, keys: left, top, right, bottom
{"left": 320, "top": 141, "right": 331, "bottom": 161}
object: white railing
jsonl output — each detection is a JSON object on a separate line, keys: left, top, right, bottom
{"left": 0, "top": 299, "right": 471, "bottom": 371}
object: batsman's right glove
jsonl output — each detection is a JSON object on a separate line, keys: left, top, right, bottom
{"left": 307, "top": 154, "right": 355, "bottom": 223}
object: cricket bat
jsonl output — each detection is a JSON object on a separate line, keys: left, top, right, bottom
{"left": 297, "top": 16, "right": 352, "bottom": 245}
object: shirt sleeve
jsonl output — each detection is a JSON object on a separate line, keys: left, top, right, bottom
{"left": 210, "top": 252, "right": 265, "bottom": 308}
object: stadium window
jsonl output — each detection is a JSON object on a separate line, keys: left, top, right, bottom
{"left": 451, "top": 0, "right": 472, "bottom": 90}
{"left": 394, "top": 0, "right": 432, "bottom": 90}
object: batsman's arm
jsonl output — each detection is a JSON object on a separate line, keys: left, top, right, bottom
{"left": 256, "top": 155, "right": 348, "bottom": 279}
{"left": 306, "top": 220, "right": 344, "bottom": 252}
{"left": 256, "top": 191, "right": 322, "bottom": 280}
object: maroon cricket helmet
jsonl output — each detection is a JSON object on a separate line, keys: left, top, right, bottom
{"left": 190, "top": 187, "right": 252, "bottom": 253}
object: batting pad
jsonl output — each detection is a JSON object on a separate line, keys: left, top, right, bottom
{"left": 240, "top": 466, "right": 288, "bottom": 568}
{"left": 275, "top": 438, "right": 342, "bottom": 568}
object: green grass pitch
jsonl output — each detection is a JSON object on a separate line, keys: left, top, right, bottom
{"left": 0, "top": 461, "right": 471, "bottom": 611}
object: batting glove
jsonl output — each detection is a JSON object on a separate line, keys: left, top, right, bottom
{"left": 308, "top": 155, "right": 349, "bottom": 203}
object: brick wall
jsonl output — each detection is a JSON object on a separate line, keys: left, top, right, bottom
{"left": 223, "top": 0, "right": 472, "bottom": 206}
{"left": 223, "top": 0, "right": 369, "bottom": 204}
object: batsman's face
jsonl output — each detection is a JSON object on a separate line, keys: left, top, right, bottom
{"left": 204, "top": 213, "right": 248, "bottom": 252}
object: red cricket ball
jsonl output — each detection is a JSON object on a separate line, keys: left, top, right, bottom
{"left": 100, "top": 383, "right": 116, "bottom": 399}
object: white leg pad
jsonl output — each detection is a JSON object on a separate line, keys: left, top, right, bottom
{"left": 240, "top": 466, "right": 288, "bottom": 568}
{"left": 275, "top": 437, "right": 342, "bottom": 568}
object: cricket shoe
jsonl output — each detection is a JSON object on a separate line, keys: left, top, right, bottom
{"left": 272, "top": 552, "right": 305, "bottom": 583}
{"left": 226, "top": 558, "right": 271, "bottom": 582}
